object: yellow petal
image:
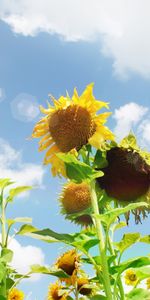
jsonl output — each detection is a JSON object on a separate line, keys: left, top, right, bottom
{"left": 89, "top": 126, "right": 114, "bottom": 149}
{"left": 39, "top": 139, "right": 54, "bottom": 151}
{"left": 39, "top": 105, "right": 53, "bottom": 115}
{"left": 44, "top": 145, "right": 59, "bottom": 163}
{"left": 39, "top": 133, "right": 51, "bottom": 145}
{"left": 32, "top": 128, "right": 49, "bottom": 138}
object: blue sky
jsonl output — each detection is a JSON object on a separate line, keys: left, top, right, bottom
{"left": 0, "top": 2, "right": 150, "bottom": 298}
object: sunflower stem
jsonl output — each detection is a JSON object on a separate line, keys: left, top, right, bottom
{"left": 0, "top": 189, "right": 7, "bottom": 298}
{"left": 90, "top": 181, "right": 112, "bottom": 300}
{"left": 108, "top": 236, "right": 125, "bottom": 300}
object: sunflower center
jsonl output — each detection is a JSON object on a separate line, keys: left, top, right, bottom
{"left": 61, "top": 182, "right": 91, "bottom": 214}
{"left": 49, "top": 105, "right": 96, "bottom": 152}
{"left": 129, "top": 274, "right": 137, "bottom": 282}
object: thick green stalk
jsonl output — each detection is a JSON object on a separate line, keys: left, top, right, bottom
{"left": 0, "top": 190, "right": 7, "bottom": 298}
{"left": 108, "top": 237, "right": 125, "bottom": 300}
{"left": 90, "top": 181, "right": 112, "bottom": 300}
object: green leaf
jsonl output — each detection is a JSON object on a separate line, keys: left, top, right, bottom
{"left": 7, "top": 186, "right": 33, "bottom": 202}
{"left": 111, "top": 221, "right": 127, "bottom": 233}
{"left": 7, "top": 217, "right": 32, "bottom": 228}
{"left": 126, "top": 288, "right": 150, "bottom": 300}
{"left": 0, "top": 263, "right": 5, "bottom": 282}
{"left": 57, "top": 153, "right": 103, "bottom": 183}
{"left": 135, "top": 266, "right": 150, "bottom": 281}
{"left": 0, "top": 249, "right": 13, "bottom": 263}
{"left": 110, "top": 256, "right": 150, "bottom": 275}
{"left": 90, "top": 295, "right": 107, "bottom": 299}
{"left": 140, "top": 235, "right": 150, "bottom": 244}
{"left": 17, "top": 225, "right": 75, "bottom": 244}
{"left": 96, "top": 202, "right": 148, "bottom": 228}
{"left": 114, "top": 233, "right": 140, "bottom": 254}
{"left": 30, "top": 265, "right": 69, "bottom": 278}
{"left": 93, "top": 150, "right": 108, "bottom": 169}
{"left": 6, "top": 278, "right": 15, "bottom": 289}
{"left": 0, "top": 178, "right": 14, "bottom": 190}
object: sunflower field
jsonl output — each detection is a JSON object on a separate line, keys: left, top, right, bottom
{"left": 0, "top": 84, "right": 150, "bottom": 300}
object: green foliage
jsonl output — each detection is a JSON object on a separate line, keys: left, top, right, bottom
{"left": 95, "top": 202, "right": 148, "bottom": 228}
{"left": 57, "top": 153, "right": 103, "bottom": 182}
{"left": 0, "top": 249, "right": 13, "bottom": 264}
{"left": 110, "top": 256, "right": 150, "bottom": 275}
{"left": 114, "top": 233, "right": 140, "bottom": 254}
{"left": 6, "top": 186, "right": 33, "bottom": 203}
{"left": 30, "top": 265, "right": 70, "bottom": 278}
{"left": 140, "top": 235, "right": 150, "bottom": 244}
{"left": 126, "top": 288, "right": 150, "bottom": 300}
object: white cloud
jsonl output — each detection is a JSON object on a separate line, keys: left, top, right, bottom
{"left": 0, "top": 88, "right": 6, "bottom": 102}
{"left": 11, "top": 93, "right": 39, "bottom": 122}
{"left": 113, "top": 102, "right": 149, "bottom": 141}
{"left": 0, "top": 138, "right": 45, "bottom": 192}
{"left": 1, "top": 1, "right": 150, "bottom": 78}
{"left": 137, "top": 119, "right": 150, "bottom": 148}
{"left": 8, "top": 237, "right": 45, "bottom": 281}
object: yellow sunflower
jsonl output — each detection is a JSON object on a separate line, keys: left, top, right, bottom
{"left": 55, "top": 249, "right": 80, "bottom": 285}
{"left": 8, "top": 288, "right": 24, "bottom": 300}
{"left": 124, "top": 269, "right": 138, "bottom": 286}
{"left": 47, "top": 282, "right": 67, "bottom": 300}
{"left": 77, "top": 277, "right": 92, "bottom": 295}
{"left": 32, "top": 83, "right": 113, "bottom": 176}
{"left": 146, "top": 278, "right": 150, "bottom": 289}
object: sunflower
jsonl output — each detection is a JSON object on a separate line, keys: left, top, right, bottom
{"left": 97, "top": 133, "right": 150, "bottom": 223}
{"left": 59, "top": 182, "right": 93, "bottom": 226}
{"left": 32, "top": 83, "right": 113, "bottom": 176}
{"left": 124, "top": 269, "right": 138, "bottom": 286}
{"left": 146, "top": 278, "right": 150, "bottom": 289}
{"left": 8, "top": 288, "right": 24, "bottom": 300}
{"left": 47, "top": 282, "right": 67, "bottom": 300}
{"left": 55, "top": 249, "right": 80, "bottom": 285}
{"left": 77, "top": 277, "right": 92, "bottom": 295}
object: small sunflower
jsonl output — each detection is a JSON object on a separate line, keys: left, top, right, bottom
{"left": 47, "top": 282, "right": 67, "bottom": 300}
{"left": 32, "top": 83, "right": 113, "bottom": 176}
{"left": 77, "top": 277, "right": 92, "bottom": 295}
{"left": 56, "top": 249, "right": 80, "bottom": 284}
{"left": 146, "top": 278, "right": 150, "bottom": 289}
{"left": 60, "top": 182, "right": 92, "bottom": 226}
{"left": 97, "top": 134, "right": 150, "bottom": 223}
{"left": 124, "top": 269, "right": 138, "bottom": 286}
{"left": 8, "top": 288, "right": 24, "bottom": 300}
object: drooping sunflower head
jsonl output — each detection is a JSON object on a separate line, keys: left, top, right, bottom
{"left": 124, "top": 269, "right": 138, "bottom": 286}
{"left": 77, "top": 277, "right": 92, "bottom": 295}
{"left": 59, "top": 181, "right": 93, "bottom": 226}
{"left": 8, "top": 288, "right": 24, "bottom": 300}
{"left": 47, "top": 282, "right": 67, "bottom": 300}
{"left": 55, "top": 249, "right": 80, "bottom": 284}
{"left": 32, "top": 83, "right": 114, "bottom": 176}
{"left": 97, "top": 134, "right": 150, "bottom": 222}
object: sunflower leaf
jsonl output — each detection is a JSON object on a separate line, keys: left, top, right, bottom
{"left": 95, "top": 202, "right": 148, "bottom": 227}
{"left": 6, "top": 186, "right": 33, "bottom": 203}
{"left": 57, "top": 153, "right": 103, "bottom": 183}
{"left": 114, "top": 232, "right": 141, "bottom": 254}
{"left": 17, "top": 225, "right": 75, "bottom": 244}
{"left": 30, "top": 265, "right": 69, "bottom": 278}
{"left": 110, "top": 256, "right": 150, "bottom": 275}
{"left": 139, "top": 235, "right": 150, "bottom": 244}
{"left": 126, "top": 288, "right": 150, "bottom": 300}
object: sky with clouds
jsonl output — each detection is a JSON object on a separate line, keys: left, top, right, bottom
{"left": 0, "top": 1, "right": 150, "bottom": 299}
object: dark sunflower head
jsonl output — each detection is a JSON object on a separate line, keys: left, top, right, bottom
{"left": 97, "top": 147, "right": 150, "bottom": 202}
